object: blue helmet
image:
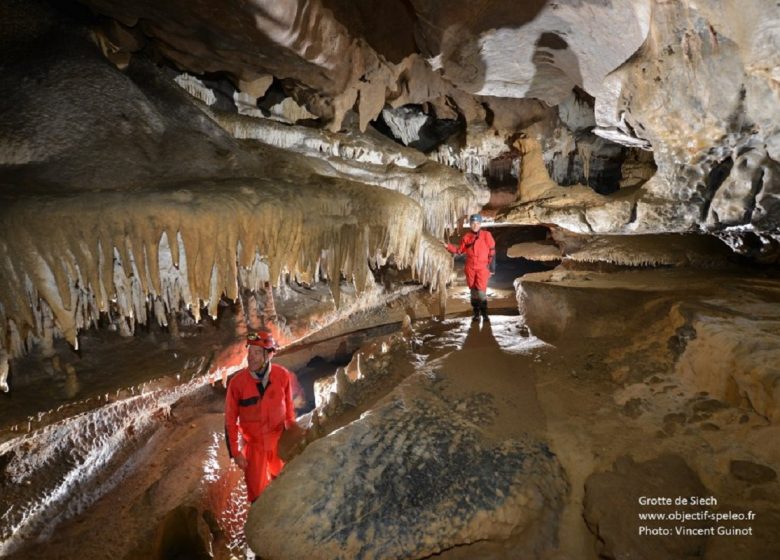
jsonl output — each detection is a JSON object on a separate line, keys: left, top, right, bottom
{"left": 469, "top": 214, "right": 483, "bottom": 223}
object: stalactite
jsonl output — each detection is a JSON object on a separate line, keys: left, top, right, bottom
{"left": 578, "top": 142, "right": 593, "bottom": 181}
{"left": 246, "top": 293, "right": 262, "bottom": 331}
{"left": 152, "top": 297, "right": 167, "bottom": 328}
{"left": 262, "top": 283, "right": 277, "bottom": 326}
{"left": 167, "top": 309, "right": 179, "bottom": 338}
{"left": 7, "top": 320, "right": 23, "bottom": 359}
{"left": 211, "top": 110, "right": 487, "bottom": 238}
{"left": 0, "top": 349, "right": 9, "bottom": 393}
{"left": 173, "top": 74, "right": 217, "bottom": 106}
{"left": 38, "top": 300, "right": 55, "bottom": 358}
{"left": 0, "top": 180, "right": 454, "bottom": 371}
{"left": 430, "top": 145, "right": 492, "bottom": 177}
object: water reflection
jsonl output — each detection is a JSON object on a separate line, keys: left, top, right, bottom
{"left": 0, "top": 314, "right": 549, "bottom": 558}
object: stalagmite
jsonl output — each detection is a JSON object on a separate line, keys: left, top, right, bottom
{"left": 344, "top": 353, "right": 362, "bottom": 382}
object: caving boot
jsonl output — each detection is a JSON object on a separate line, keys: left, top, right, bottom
{"left": 480, "top": 300, "right": 489, "bottom": 322}
{"left": 471, "top": 299, "right": 481, "bottom": 322}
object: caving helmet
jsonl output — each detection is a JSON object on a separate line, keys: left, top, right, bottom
{"left": 246, "top": 329, "right": 278, "bottom": 351}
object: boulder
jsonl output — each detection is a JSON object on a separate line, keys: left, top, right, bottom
{"left": 247, "top": 374, "right": 568, "bottom": 559}
{"left": 584, "top": 454, "right": 709, "bottom": 560}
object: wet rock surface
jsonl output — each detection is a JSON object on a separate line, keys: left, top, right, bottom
{"left": 517, "top": 266, "right": 780, "bottom": 425}
{"left": 0, "top": 292, "right": 457, "bottom": 559}
{"left": 513, "top": 263, "right": 780, "bottom": 558}
{"left": 3, "top": 2, "right": 780, "bottom": 558}
{"left": 247, "top": 371, "right": 568, "bottom": 560}
{"left": 4, "top": 290, "right": 780, "bottom": 559}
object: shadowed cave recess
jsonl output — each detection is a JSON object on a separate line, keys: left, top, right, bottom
{"left": 1, "top": 0, "right": 779, "bottom": 559}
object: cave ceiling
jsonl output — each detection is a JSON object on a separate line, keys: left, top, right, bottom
{"left": 81, "top": 0, "right": 651, "bottom": 127}
{"left": 0, "top": 0, "right": 779, "bottom": 371}
{"left": 79, "top": 0, "right": 779, "bottom": 250}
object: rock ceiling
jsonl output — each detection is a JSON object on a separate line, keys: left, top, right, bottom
{"left": 0, "top": 0, "right": 779, "bottom": 369}
{"left": 83, "top": 0, "right": 650, "bottom": 127}
{"left": 82, "top": 0, "right": 779, "bottom": 247}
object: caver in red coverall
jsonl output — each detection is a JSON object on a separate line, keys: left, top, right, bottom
{"left": 445, "top": 214, "right": 496, "bottom": 321}
{"left": 225, "top": 330, "right": 296, "bottom": 503}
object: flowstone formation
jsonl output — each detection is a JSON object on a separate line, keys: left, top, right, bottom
{"left": 70, "top": 0, "right": 660, "bottom": 207}
{"left": 596, "top": 0, "right": 780, "bottom": 248}
{"left": 512, "top": 256, "right": 780, "bottom": 559}
{"left": 0, "top": 176, "right": 448, "bottom": 351}
{"left": 516, "top": 261, "right": 780, "bottom": 422}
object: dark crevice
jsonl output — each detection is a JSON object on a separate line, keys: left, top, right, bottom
{"left": 572, "top": 85, "right": 595, "bottom": 106}
{"left": 700, "top": 156, "right": 734, "bottom": 221}
{"left": 370, "top": 104, "right": 464, "bottom": 153}
{"left": 627, "top": 201, "right": 638, "bottom": 225}
{"left": 742, "top": 166, "right": 765, "bottom": 223}
{"left": 537, "top": 31, "right": 568, "bottom": 50}
{"left": 482, "top": 102, "right": 495, "bottom": 128}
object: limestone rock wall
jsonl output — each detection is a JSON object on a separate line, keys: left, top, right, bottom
{"left": 515, "top": 266, "right": 780, "bottom": 423}
{"left": 3, "top": 0, "right": 780, "bottom": 381}
{"left": 595, "top": 0, "right": 780, "bottom": 253}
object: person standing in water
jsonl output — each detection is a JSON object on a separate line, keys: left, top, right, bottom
{"left": 224, "top": 328, "right": 296, "bottom": 502}
{"left": 442, "top": 214, "right": 496, "bottom": 322}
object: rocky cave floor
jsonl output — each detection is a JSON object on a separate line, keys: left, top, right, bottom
{"left": 2, "top": 1, "right": 779, "bottom": 558}
{"left": 2, "top": 263, "right": 779, "bottom": 560}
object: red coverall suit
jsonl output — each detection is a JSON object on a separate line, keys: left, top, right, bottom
{"left": 447, "top": 229, "right": 496, "bottom": 317}
{"left": 225, "top": 364, "right": 296, "bottom": 502}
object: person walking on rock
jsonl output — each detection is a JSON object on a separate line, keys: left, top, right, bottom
{"left": 442, "top": 214, "right": 496, "bottom": 322}
{"left": 225, "top": 328, "right": 297, "bottom": 502}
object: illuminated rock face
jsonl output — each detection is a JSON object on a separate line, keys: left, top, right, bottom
{"left": 503, "top": 0, "right": 780, "bottom": 251}
{"left": 247, "top": 373, "right": 568, "bottom": 560}
{"left": 593, "top": 0, "right": 780, "bottom": 252}
{"left": 515, "top": 265, "right": 780, "bottom": 422}
{"left": 4, "top": 3, "right": 780, "bottom": 559}
{"left": 1, "top": 0, "right": 778, "bottom": 369}
{"left": 0, "top": 26, "right": 463, "bottom": 373}
{"left": 76, "top": 0, "right": 650, "bottom": 116}
{"left": 10, "top": 0, "right": 774, "bottom": 228}
{"left": 8, "top": 0, "right": 777, "bottom": 251}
